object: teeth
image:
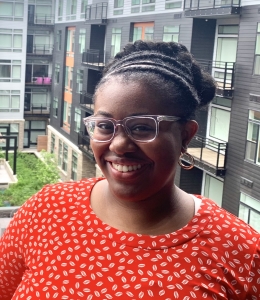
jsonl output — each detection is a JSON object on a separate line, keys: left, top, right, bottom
{"left": 112, "top": 163, "right": 143, "bottom": 173}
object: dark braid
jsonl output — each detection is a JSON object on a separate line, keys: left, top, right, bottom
{"left": 95, "top": 40, "right": 216, "bottom": 119}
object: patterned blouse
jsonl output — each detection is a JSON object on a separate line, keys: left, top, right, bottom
{"left": 0, "top": 177, "right": 260, "bottom": 300}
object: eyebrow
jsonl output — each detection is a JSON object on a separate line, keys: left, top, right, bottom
{"left": 94, "top": 111, "right": 151, "bottom": 118}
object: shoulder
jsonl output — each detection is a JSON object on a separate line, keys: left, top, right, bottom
{"left": 15, "top": 177, "right": 103, "bottom": 217}
{"left": 195, "top": 194, "right": 260, "bottom": 241}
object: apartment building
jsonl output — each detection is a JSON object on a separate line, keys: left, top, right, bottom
{"left": 0, "top": 0, "right": 55, "bottom": 151}
{"left": 0, "top": 0, "right": 259, "bottom": 230}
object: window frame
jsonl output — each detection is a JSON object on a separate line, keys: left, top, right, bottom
{"left": 254, "top": 23, "right": 260, "bottom": 75}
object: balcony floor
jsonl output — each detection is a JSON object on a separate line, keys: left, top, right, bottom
{"left": 188, "top": 147, "right": 225, "bottom": 168}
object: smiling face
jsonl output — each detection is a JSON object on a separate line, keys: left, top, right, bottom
{"left": 91, "top": 76, "right": 198, "bottom": 202}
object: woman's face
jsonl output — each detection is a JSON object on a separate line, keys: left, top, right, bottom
{"left": 91, "top": 77, "right": 198, "bottom": 201}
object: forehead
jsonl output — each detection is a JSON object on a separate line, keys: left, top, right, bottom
{"left": 94, "top": 77, "right": 171, "bottom": 117}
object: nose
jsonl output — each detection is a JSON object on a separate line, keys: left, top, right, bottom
{"left": 109, "top": 124, "right": 137, "bottom": 154}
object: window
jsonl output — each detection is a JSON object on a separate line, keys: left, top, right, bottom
{"left": 71, "top": 151, "right": 78, "bottom": 180}
{"left": 114, "top": 0, "right": 124, "bottom": 14}
{"left": 76, "top": 70, "right": 84, "bottom": 93}
{"left": 111, "top": 28, "right": 121, "bottom": 57}
{"left": 62, "top": 144, "right": 68, "bottom": 172}
{"left": 133, "top": 23, "right": 154, "bottom": 42}
{"left": 114, "top": 0, "right": 124, "bottom": 8}
{"left": 66, "top": 0, "right": 77, "bottom": 20}
{"left": 132, "top": 0, "right": 140, "bottom": 4}
{"left": 54, "top": 64, "right": 60, "bottom": 84}
{"left": 203, "top": 174, "right": 223, "bottom": 207}
{"left": 239, "top": 193, "right": 260, "bottom": 232}
{"left": 142, "top": 5, "right": 155, "bottom": 11}
{"left": 209, "top": 107, "right": 230, "bottom": 142}
{"left": 0, "top": 60, "right": 21, "bottom": 82}
{"left": 66, "top": 28, "right": 75, "bottom": 56}
{"left": 0, "top": 28, "right": 22, "bottom": 52}
{"left": 25, "top": 61, "right": 49, "bottom": 84}
{"left": 58, "top": 0, "right": 63, "bottom": 20}
{"left": 0, "top": 90, "right": 20, "bottom": 112}
{"left": 51, "top": 133, "right": 55, "bottom": 154}
{"left": 25, "top": 88, "right": 49, "bottom": 110}
{"left": 0, "top": 2, "right": 24, "bottom": 21}
{"left": 79, "top": 28, "right": 86, "bottom": 53}
{"left": 74, "top": 107, "right": 81, "bottom": 133}
{"left": 65, "top": 66, "right": 73, "bottom": 92}
{"left": 254, "top": 23, "right": 260, "bottom": 75}
{"left": 163, "top": 26, "right": 179, "bottom": 42}
{"left": 81, "top": 0, "right": 88, "bottom": 18}
{"left": 215, "top": 25, "right": 238, "bottom": 63}
{"left": 53, "top": 97, "right": 58, "bottom": 117}
{"left": 0, "top": 123, "right": 19, "bottom": 149}
{"left": 245, "top": 110, "right": 260, "bottom": 164}
{"left": 57, "top": 30, "right": 62, "bottom": 51}
{"left": 58, "top": 140, "right": 62, "bottom": 166}
{"left": 165, "top": 1, "right": 182, "bottom": 9}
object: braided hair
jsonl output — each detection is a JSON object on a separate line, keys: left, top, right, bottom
{"left": 94, "top": 40, "right": 216, "bottom": 119}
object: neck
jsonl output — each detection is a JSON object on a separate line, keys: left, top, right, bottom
{"left": 90, "top": 180, "right": 195, "bottom": 235}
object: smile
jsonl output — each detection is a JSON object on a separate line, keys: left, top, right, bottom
{"left": 112, "top": 163, "right": 142, "bottom": 173}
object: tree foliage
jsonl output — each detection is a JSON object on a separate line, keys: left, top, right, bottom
{"left": 0, "top": 151, "right": 60, "bottom": 207}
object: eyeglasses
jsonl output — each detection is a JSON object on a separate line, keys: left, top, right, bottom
{"left": 83, "top": 115, "right": 182, "bottom": 143}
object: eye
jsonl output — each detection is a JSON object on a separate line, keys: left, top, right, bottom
{"left": 131, "top": 125, "right": 154, "bottom": 132}
{"left": 96, "top": 121, "right": 114, "bottom": 133}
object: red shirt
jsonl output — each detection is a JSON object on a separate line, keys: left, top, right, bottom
{"left": 1, "top": 178, "right": 260, "bottom": 299}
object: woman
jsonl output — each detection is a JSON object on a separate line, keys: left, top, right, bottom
{"left": 1, "top": 41, "right": 259, "bottom": 299}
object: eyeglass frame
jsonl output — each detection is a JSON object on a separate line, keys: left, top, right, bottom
{"left": 83, "top": 115, "right": 184, "bottom": 143}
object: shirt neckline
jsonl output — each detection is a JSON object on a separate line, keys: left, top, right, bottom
{"left": 79, "top": 178, "right": 214, "bottom": 250}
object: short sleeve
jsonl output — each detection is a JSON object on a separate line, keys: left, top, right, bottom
{"left": 247, "top": 237, "right": 260, "bottom": 299}
{"left": 0, "top": 190, "right": 42, "bottom": 299}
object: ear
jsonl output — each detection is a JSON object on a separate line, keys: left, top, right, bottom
{"left": 181, "top": 120, "right": 198, "bottom": 151}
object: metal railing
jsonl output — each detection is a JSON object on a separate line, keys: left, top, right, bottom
{"left": 197, "top": 59, "right": 235, "bottom": 97}
{"left": 26, "top": 76, "right": 52, "bottom": 85}
{"left": 80, "top": 91, "right": 94, "bottom": 113}
{"left": 184, "top": 0, "right": 240, "bottom": 10}
{"left": 82, "top": 49, "right": 105, "bottom": 67}
{"left": 24, "top": 104, "right": 50, "bottom": 114}
{"left": 85, "top": 2, "right": 108, "bottom": 21}
{"left": 78, "top": 132, "right": 95, "bottom": 160}
{"left": 188, "top": 134, "right": 227, "bottom": 171}
{"left": 27, "top": 44, "right": 53, "bottom": 55}
{"left": 28, "top": 14, "right": 55, "bottom": 25}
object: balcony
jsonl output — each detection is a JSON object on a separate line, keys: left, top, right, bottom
{"left": 78, "top": 132, "right": 95, "bottom": 160}
{"left": 24, "top": 104, "right": 50, "bottom": 116}
{"left": 184, "top": 0, "right": 240, "bottom": 17}
{"left": 182, "top": 135, "right": 227, "bottom": 176}
{"left": 85, "top": 2, "right": 108, "bottom": 24}
{"left": 197, "top": 60, "right": 235, "bottom": 98}
{"left": 27, "top": 44, "right": 53, "bottom": 56}
{"left": 28, "top": 14, "right": 54, "bottom": 26}
{"left": 82, "top": 49, "right": 105, "bottom": 70}
{"left": 26, "top": 76, "right": 52, "bottom": 87}
{"left": 80, "top": 91, "right": 94, "bottom": 113}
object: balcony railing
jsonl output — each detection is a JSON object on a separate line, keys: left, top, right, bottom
{"left": 26, "top": 76, "right": 52, "bottom": 86}
{"left": 28, "top": 14, "right": 55, "bottom": 25}
{"left": 82, "top": 49, "right": 105, "bottom": 69}
{"left": 184, "top": 0, "right": 240, "bottom": 16}
{"left": 80, "top": 91, "right": 94, "bottom": 113}
{"left": 85, "top": 3, "right": 108, "bottom": 22}
{"left": 27, "top": 44, "right": 53, "bottom": 55}
{"left": 78, "top": 132, "right": 95, "bottom": 160}
{"left": 183, "top": 135, "right": 227, "bottom": 176}
{"left": 197, "top": 60, "right": 235, "bottom": 98}
{"left": 24, "top": 104, "right": 50, "bottom": 115}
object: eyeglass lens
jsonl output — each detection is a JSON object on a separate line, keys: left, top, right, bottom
{"left": 86, "top": 117, "right": 157, "bottom": 142}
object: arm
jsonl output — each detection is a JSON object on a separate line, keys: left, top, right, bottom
{"left": 247, "top": 236, "right": 260, "bottom": 299}
{"left": 0, "top": 193, "right": 40, "bottom": 299}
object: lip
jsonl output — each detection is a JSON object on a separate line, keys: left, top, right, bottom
{"left": 105, "top": 159, "right": 151, "bottom": 181}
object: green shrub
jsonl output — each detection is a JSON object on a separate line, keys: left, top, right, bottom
{"left": 0, "top": 150, "right": 60, "bottom": 207}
